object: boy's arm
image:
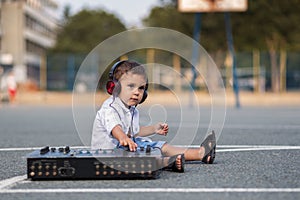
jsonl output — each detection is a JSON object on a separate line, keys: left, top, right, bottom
{"left": 137, "top": 123, "right": 169, "bottom": 137}
{"left": 138, "top": 125, "right": 155, "bottom": 137}
{"left": 111, "top": 125, "right": 137, "bottom": 151}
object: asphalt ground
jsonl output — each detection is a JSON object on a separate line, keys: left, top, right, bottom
{"left": 0, "top": 104, "right": 299, "bottom": 200}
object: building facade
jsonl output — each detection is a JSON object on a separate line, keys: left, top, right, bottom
{"left": 0, "top": 0, "right": 58, "bottom": 85}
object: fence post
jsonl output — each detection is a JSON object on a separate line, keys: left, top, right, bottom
{"left": 279, "top": 50, "right": 287, "bottom": 92}
{"left": 225, "top": 12, "right": 240, "bottom": 108}
{"left": 173, "top": 54, "right": 182, "bottom": 92}
{"left": 224, "top": 52, "right": 232, "bottom": 89}
{"left": 67, "top": 54, "right": 75, "bottom": 91}
{"left": 253, "top": 49, "right": 260, "bottom": 93}
{"left": 40, "top": 53, "right": 47, "bottom": 91}
{"left": 190, "top": 13, "right": 202, "bottom": 107}
{"left": 146, "top": 49, "right": 155, "bottom": 90}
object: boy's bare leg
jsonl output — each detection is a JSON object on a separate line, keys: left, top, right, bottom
{"left": 161, "top": 131, "right": 216, "bottom": 163}
{"left": 161, "top": 143, "right": 210, "bottom": 162}
{"left": 160, "top": 154, "right": 184, "bottom": 172}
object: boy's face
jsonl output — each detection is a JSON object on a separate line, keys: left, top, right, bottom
{"left": 118, "top": 72, "right": 147, "bottom": 107}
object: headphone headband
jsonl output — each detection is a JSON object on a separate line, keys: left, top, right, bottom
{"left": 108, "top": 60, "right": 127, "bottom": 81}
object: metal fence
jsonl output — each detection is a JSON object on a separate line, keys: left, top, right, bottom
{"left": 47, "top": 54, "right": 86, "bottom": 91}
{"left": 45, "top": 50, "right": 300, "bottom": 92}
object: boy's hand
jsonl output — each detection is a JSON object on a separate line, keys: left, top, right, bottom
{"left": 155, "top": 123, "right": 169, "bottom": 136}
{"left": 119, "top": 136, "right": 137, "bottom": 151}
{"left": 111, "top": 125, "right": 137, "bottom": 151}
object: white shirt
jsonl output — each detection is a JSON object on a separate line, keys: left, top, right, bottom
{"left": 91, "top": 96, "right": 140, "bottom": 149}
{"left": 7, "top": 74, "right": 17, "bottom": 90}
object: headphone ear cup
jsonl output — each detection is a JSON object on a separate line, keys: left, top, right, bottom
{"left": 106, "top": 81, "right": 115, "bottom": 95}
{"left": 139, "top": 90, "right": 148, "bottom": 104}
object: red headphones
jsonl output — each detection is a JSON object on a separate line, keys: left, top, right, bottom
{"left": 106, "top": 60, "right": 148, "bottom": 104}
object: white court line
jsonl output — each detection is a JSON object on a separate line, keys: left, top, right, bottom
{"left": 0, "top": 174, "right": 299, "bottom": 194}
{"left": 167, "top": 122, "right": 300, "bottom": 129}
{"left": 217, "top": 146, "right": 300, "bottom": 153}
{"left": 0, "top": 146, "right": 86, "bottom": 152}
{"left": 1, "top": 145, "right": 300, "bottom": 152}
{"left": 177, "top": 145, "right": 300, "bottom": 149}
{"left": 0, "top": 145, "right": 299, "bottom": 194}
{"left": 0, "top": 175, "right": 27, "bottom": 190}
{"left": 216, "top": 145, "right": 300, "bottom": 148}
{"left": 0, "top": 187, "right": 300, "bottom": 193}
{"left": 176, "top": 145, "right": 300, "bottom": 152}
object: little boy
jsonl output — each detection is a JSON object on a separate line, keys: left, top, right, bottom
{"left": 91, "top": 60, "right": 216, "bottom": 172}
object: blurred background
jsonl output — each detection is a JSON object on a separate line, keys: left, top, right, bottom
{"left": 0, "top": 0, "right": 299, "bottom": 106}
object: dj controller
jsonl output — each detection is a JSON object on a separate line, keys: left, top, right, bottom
{"left": 27, "top": 146, "right": 162, "bottom": 180}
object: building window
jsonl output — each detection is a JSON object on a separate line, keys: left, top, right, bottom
{"left": 26, "top": 39, "right": 45, "bottom": 55}
{"left": 25, "top": 14, "right": 55, "bottom": 39}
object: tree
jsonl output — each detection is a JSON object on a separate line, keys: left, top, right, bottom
{"left": 62, "top": 4, "right": 71, "bottom": 22}
{"left": 232, "top": 0, "right": 300, "bottom": 92}
{"left": 51, "top": 9, "right": 126, "bottom": 53}
{"left": 144, "top": 0, "right": 300, "bottom": 92}
{"left": 143, "top": 5, "right": 228, "bottom": 52}
{"left": 143, "top": 5, "right": 194, "bottom": 37}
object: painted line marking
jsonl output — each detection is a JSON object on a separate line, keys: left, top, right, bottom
{"left": 176, "top": 145, "right": 300, "bottom": 152}
{"left": 0, "top": 146, "right": 86, "bottom": 152}
{"left": 217, "top": 146, "right": 300, "bottom": 153}
{"left": 0, "top": 144, "right": 299, "bottom": 194}
{"left": 0, "top": 174, "right": 299, "bottom": 194}
{"left": 0, "top": 175, "right": 27, "bottom": 190}
{"left": 167, "top": 122, "right": 300, "bottom": 129}
{"left": 0, "top": 187, "right": 300, "bottom": 193}
{"left": 1, "top": 145, "right": 300, "bottom": 152}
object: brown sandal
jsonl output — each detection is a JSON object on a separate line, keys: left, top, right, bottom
{"left": 201, "top": 130, "right": 216, "bottom": 164}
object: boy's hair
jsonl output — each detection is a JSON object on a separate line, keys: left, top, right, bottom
{"left": 112, "top": 60, "right": 147, "bottom": 81}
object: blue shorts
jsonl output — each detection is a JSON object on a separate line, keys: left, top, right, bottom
{"left": 117, "top": 137, "right": 166, "bottom": 150}
{"left": 135, "top": 137, "right": 166, "bottom": 149}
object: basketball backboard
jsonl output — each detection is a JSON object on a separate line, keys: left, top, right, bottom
{"left": 178, "top": 0, "right": 248, "bottom": 12}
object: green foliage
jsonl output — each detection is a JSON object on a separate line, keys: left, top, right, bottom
{"left": 143, "top": 5, "right": 194, "bottom": 37}
{"left": 51, "top": 9, "right": 126, "bottom": 53}
{"left": 232, "top": 0, "right": 300, "bottom": 51}
{"left": 143, "top": 6, "right": 229, "bottom": 51}
{"left": 143, "top": 0, "right": 300, "bottom": 52}
{"left": 51, "top": 1, "right": 300, "bottom": 54}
